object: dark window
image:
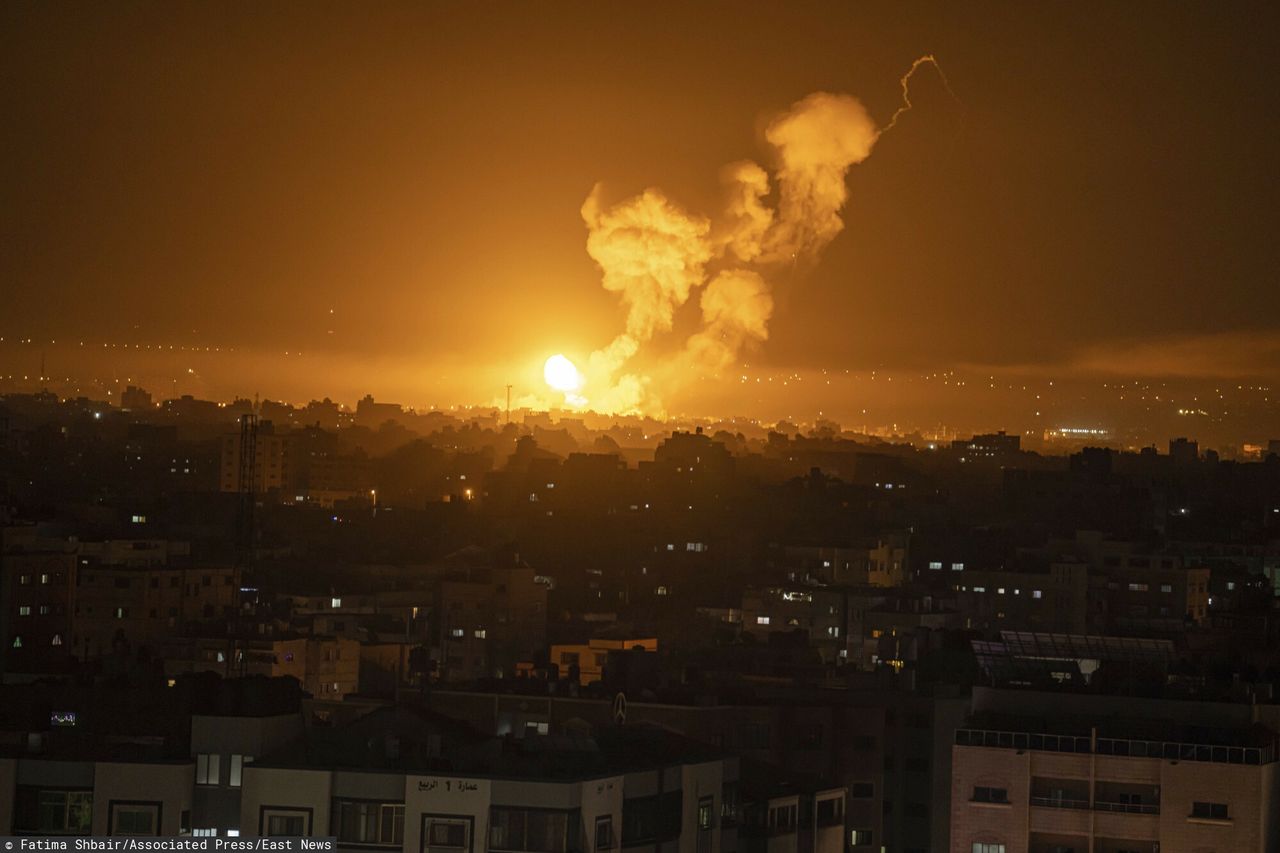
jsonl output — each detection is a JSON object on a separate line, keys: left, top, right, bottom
{"left": 594, "top": 816, "right": 613, "bottom": 851}
{"left": 489, "top": 807, "right": 580, "bottom": 853}
{"left": 720, "top": 783, "right": 739, "bottom": 826}
{"left": 112, "top": 804, "right": 159, "bottom": 836}
{"left": 816, "top": 798, "right": 843, "bottom": 826}
{"left": 1191, "top": 801, "right": 1229, "bottom": 820}
{"left": 425, "top": 817, "right": 466, "bottom": 851}
{"left": 333, "top": 800, "right": 405, "bottom": 846}
{"left": 13, "top": 788, "right": 93, "bottom": 834}
{"left": 797, "top": 724, "right": 824, "bottom": 748}
{"left": 696, "top": 797, "right": 713, "bottom": 853}
{"left": 739, "top": 722, "right": 770, "bottom": 749}
{"left": 266, "top": 814, "right": 306, "bottom": 836}
{"left": 972, "top": 786, "right": 1009, "bottom": 804}
{"left": 849, "top": 782, "right": 874, "bottom": 798}
{"left": 622, "top": 793, "right": 680, "bottom": 845}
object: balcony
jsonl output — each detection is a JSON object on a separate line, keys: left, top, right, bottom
{"left": 1093, "top": 800, "right": 1158, "bottom": 815}
{"left": 1029, "top": 797, "right": 1159, "bottom": 816}
{"left": 1029, "top": 796, "right": 1089, "bottom": 810}
{"left": 956, "top": 727, "right": 1277, "bottom": 765}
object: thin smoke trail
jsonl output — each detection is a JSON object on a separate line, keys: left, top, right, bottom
{"left": 881, "top": 54, "right": 962, "bottom": 136}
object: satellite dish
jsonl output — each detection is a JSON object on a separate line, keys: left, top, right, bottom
{"left": 612, "top": 692, "right": 627, "bottom": 726}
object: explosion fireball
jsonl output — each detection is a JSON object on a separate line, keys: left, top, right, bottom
{"left": 543, "top": 354, "right": 583, "bottom": 393}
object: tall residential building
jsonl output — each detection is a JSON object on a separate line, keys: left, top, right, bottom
{"left": 950, "top": 714, "right": 1279, "bottom": 853}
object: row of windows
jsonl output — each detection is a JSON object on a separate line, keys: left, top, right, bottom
{"left": 14, "top": 791, "right": 743, "bottom": 847}
{"left": 969, "top": 785, "right": 1230, "bottom": 819}
{"left": 11, "top": 634, "right": 63, "bottom": 648}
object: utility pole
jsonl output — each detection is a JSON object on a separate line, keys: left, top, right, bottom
{"left": 505, "top": 384, "right": 512, "bottom": 425}
{"left": 236, "top": 413, "right": 259, "bottom": 570}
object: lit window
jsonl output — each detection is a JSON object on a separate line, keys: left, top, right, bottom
{"left": 450, "top": 628, "right": 464, "bottom": 638}
{"left": 1128, "top": 583, "right": 1149, "bottom": 592}
{"left": 40, "top": 573, "right": 50, "bottom": 584}
{"left": 997, "top": 588, "right": 1005, "bottom": 595}
{"left": 131, "top": 515, "right": 146, "bottom": 524}
{"left": 12, "top": 636, "right": 22, "bottom": 648}
{"left": 51, "top": 634, "right": 63, "bottom": 646}
{"left": 973, "top": 586, "right": 986, "bottom": 593}
{"left": 18, "top": 606, "right": 31, "bottom": 616}
{"left": 1033, "top": 590, "right": 1042, "bottom": 599}
{"left": 474, "top": 629, "right": 487, "bottom": 639}
{"left": 951, "top": 562, "right": 964, "bottom": 571}
{"left": 331, "top": 597, "right": 342, "bottom": 608}
{"left": 928, "top": 561, "right": 943, "bottom": 570}
{"left": 196, "top": 753, "right": 221, "bottom": 785}
{"left": 656, "top": 585, "right": 669, "bottom": 596}
{"left": 757, "top": 616, "right": 771, "bottom": 625}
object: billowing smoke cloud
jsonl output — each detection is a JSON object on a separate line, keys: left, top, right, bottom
{"left": 581, "top": 186, "right": 713, "bottom": 342}
{"left": 685, "top": 270, "right": 774, "bottom": 374}
{"left": 576, "top": 56, "right": 953, "bottom": 414}
{"left": 761, "top": 92, "right": 878, "bottom": 260}
{"left": 719, "top": 161, "right": 774, "bottom": 263}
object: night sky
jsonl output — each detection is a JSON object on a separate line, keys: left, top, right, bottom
{"left": 3, "top": 2, "right": 1278, "bottom": 433}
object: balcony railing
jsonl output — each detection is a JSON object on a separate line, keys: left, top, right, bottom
{"left": 956, "top": 727, "right": 1277, "bottom": 765}
{"left": 1093, "top": 800, "right": 1159, "bottom": 815}
{"left": 1029, "top": 797, "right": 1159, "bottom": 815}
{"left": 1030, "top": 796, "right": 1089, "bottom": 810}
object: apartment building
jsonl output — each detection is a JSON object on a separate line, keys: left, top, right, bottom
{"left": 73, "top": 564, "right": 240, "bottom": 659}
{"left": 158, "top": 635, "right": 360, "bottom": 699}
{"left": 740, "top": 587, "right": 846, "bottom": 662}
{"left": 1, "top": 547, "right": 77, "bottom": 673}
{"left": 219, "top": 422, "right": 295, "bottom": 495}
{"left": 949, "top": 715, "right": 1280, "bottom": 853}
{"left": 423, "top": 685, "right": 964, "bottom": 853}
{"left": 550, "top": 637, "right": 658, "bottom": 686}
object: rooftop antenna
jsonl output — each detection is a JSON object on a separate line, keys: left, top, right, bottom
{"left": 505, "top": 384, "right": 512, "bottom": 425}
